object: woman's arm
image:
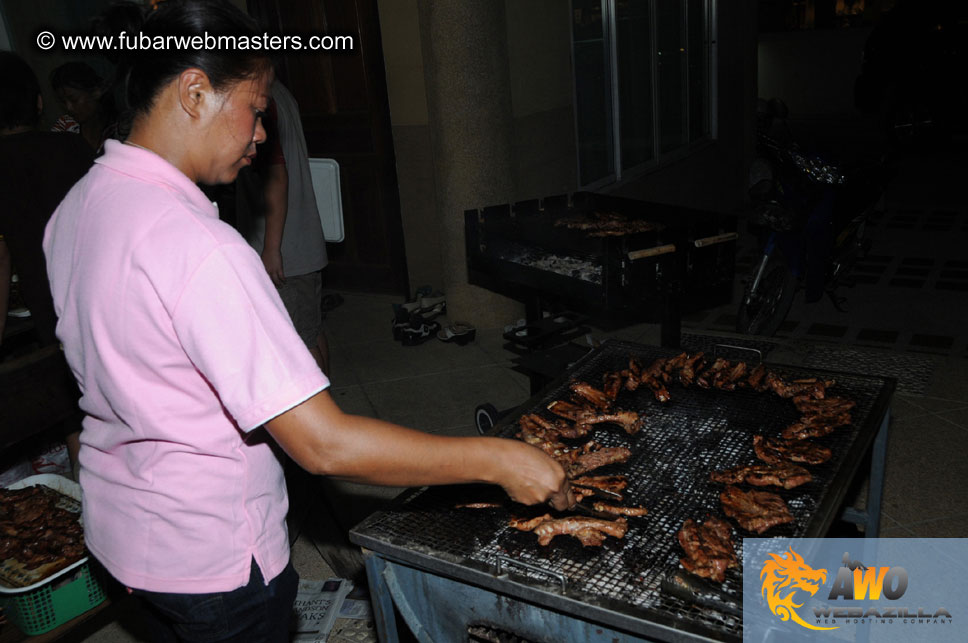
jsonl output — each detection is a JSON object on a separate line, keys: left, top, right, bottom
{"left": 265, "top": 390, "right": 573, "bottom": 510}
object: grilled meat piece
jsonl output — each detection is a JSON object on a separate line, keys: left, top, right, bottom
{"left": 793, "top": 396, "right": 856, "bottom": 414}
{"left": 677, "top": 352, "right": 706, "bottom": 387}
{"left": 576, "top": 410, "right": 644, "bottom": 435}
{"left": 570, "top": 475, "right": 628, "bottom": 494}
{"left": 602, "top": 372, "right": 624, "bottom": 401}
{"left": 517, "top": 413, "right": 591, "bottom": 441}
{"left": 589, "top": 501, "right": 648, "bottom": 517}
{"left": 696, "top": 357, "right": 729, "bottom": 389}
{"left": 781, "top": 424, "right": 834, "bottom": 441}
{"left": 754, "top": 435, "right": 832, "bottom": 466}
{"left": 455, "top": 502, "right": 503, "bottom": 509}
{"left": 547, "top": 399, "right": 593, "bottom": 421}
{"left": 568, "top": 446, "right": 632, "bottom": 477}
{"left": 621, "top": 358, "right": 671, "bottom": 402}
{"left": 554, "top": 210, "right": 656, "bottom": 237}
{"left": 747, "top": 363, "right": 770, "bottom": 392}
{"left": 645, "top": 356, "right": 670, "bottom": 381}
{"left": 720, "top": 485, "right": 794, "bottom": 534}
{"left": 713, "top": 361, "right": 748, "bottom": 391}
{"left": 509, "top": 513, "right": 629, "bottom": 546}
{"left": 781, "top": 420, "right": 840, "bottom": 440}
{"left": 0, "top": 486, "right": 85, "bottom": 572}
{"left": 767, "top": 374, "right": 835, "bottom": 399}
{"left": 709, "top": 462, "right": 812, "bottom": 489}
{"left": 677, "top": 516, "right": 738, "bottom": 583}
{"left": 570, "top": 381, "right": 612, "bottom": 411}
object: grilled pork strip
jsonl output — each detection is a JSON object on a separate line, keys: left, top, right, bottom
{"left": 577, "top": 410, "right": 644, "bottom": 435}
{"left": 793, "top": 396, "right": 856, "bottom": 414}
{"left": 570, "top": 381, "right": 612, "bottom": 411}
{"left": 509, "top": 514, "right": 629, "bottom": 546}
{"left": 590, "top": 502, "right": 648, "bottom": 517}
{"left": 677, "top": 516, "right": 738, "bottom": 583}
{"left": 602, "top": 372, "right": 624, "bottom": 401}
{"left": 570, "top": 475, "right": 628, "bottom": 493}
{"left": 709, "top": 462, "right": 812, "bottom": 489}
{"left": 781, "top": 423, "right": 837, "bottom": 440}
{"left": 754, "top": 435, "right": 833, "bottom": 465}
{"left": 568, "top": 446, "right": 632, "bottom": 477}
{"left": 720, "top": 485, "right": 794, "bottom": 534}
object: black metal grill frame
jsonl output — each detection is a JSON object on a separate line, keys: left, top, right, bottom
{"left": 350, "top": 340, "right": 895, "bottom": 642}
{"left": 464, "top": 192, "right": 737, "bottom": 318}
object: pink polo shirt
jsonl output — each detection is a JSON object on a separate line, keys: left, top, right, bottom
{"left": 43, "top": 140, "right": 329, "bottom": 593}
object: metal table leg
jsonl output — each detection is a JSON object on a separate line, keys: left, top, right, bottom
{"left": 364, "top": 554, "right": 400, "bottom": 643}
{"left": 839, "top": 408, "right": 889, "bottom": 537}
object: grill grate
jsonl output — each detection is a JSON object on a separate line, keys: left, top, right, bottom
{"left": 352, "top": 340, "right": 893, "bottom": 640}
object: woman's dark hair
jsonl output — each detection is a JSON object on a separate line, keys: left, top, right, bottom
{"left": 0, "top": 51, "right": 41, "bottom": 130}
{"left": 117, "top": 0, "right": 273, "bottom": 116}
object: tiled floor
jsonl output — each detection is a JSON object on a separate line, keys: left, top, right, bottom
{"left": 58, "top": 147, "right": 968, "bottom": 641}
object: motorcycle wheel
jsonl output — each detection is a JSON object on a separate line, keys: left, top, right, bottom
{"left": 736, "top": 258, "right": 797, "bottom": 336}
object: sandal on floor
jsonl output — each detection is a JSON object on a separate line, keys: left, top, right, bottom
{"left": 400, "top": 318, "right": 441, "bottom": 346}
{"left": 437, "top": 322, "right": 476, "bottom": 345}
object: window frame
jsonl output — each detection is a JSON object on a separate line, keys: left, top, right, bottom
{"left": 571, "top": 0, "right": 719, "bottom": 190}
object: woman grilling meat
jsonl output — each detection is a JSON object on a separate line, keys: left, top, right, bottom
{"left": 42, "top": 2, "right": 572, "bottom": 641}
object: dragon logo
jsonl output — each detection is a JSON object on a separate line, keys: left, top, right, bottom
{"left": 760, "top": 547, "right": 837, "bottom": 631}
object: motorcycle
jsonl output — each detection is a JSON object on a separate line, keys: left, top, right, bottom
{"left": 736, "top": 100, "right": 887, "bottom": 336}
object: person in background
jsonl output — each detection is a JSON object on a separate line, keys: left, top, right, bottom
{"left": 237, "top": 80, "right": 330, "bottom": 374}
{"left": 0, "top": 51, "right": 92, "bottom": 470}
{"left": 49, "top": 61, "right": 118, "bottom": 154}
{"left": 42, "top": 2, "right": 572, "bottom": 641}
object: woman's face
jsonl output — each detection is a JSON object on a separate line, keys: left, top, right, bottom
{"left": 57, "top": 86, "right": 100, "bottom": 124}
{"left": 198, "top": 72, "right": 271, "bottom": 185}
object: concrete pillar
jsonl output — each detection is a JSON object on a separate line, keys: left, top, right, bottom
{"left": 417, "top": 0, "right": 525, "bottom": 327}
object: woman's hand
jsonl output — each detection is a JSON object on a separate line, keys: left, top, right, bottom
{"left": 491, "top": 440, "right": 574, "bottom": 510}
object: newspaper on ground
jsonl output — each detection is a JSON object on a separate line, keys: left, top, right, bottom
{"left": 290, "top": 577, "right": 353, "bottom": 642}
{"left": 337, "top": 599, "right": 371, "bottom": 620}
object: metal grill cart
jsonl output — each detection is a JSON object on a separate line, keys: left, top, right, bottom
{"left": 350, "top": 340, "right": 893, "bottom": 642}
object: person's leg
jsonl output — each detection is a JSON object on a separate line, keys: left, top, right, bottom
{"left": 277, "top": 271, "right": 326, "bottom": 373}
{"left": 132, "top": 558, "right": 298, "bottom": 643}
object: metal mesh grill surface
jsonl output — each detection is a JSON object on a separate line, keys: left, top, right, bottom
{"left": 351, "top": 340, "right": 893, "bottom": 641}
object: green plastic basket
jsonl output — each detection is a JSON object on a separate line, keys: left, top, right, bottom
{"left": 0, "top": 474, "right": 106, "bottom": 635}
{"left": 0, "top": 562, "right": 106, "bottom": 635}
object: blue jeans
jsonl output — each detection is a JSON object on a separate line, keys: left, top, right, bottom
{"left": 132, "top": 558, "right": 298, "bottom": 642}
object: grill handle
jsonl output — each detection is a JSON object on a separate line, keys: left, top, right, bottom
{"left": 693, "top": 232, "right": 739, "bottom": 247}
{"left": 627, "top": 244, "right": 676, "bottom": 261}
{"left": 495, "top": 555, "right": 567, "bottom": 594}
{"left": 713, "top": 343, "right": 764, "bottom": 365}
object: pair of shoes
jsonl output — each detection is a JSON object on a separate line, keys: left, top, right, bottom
{"left": 395, "top": 286, "right": 446, "bottom": 314}
{"left": 392, "top": 307, "right": 442, "bottom": 345}
{"left": 437, "top": 322, "right": 476, "bottom": 345}
{"left": 393, "top": 298, "right": 446, "bottom": 319}
{"left": 399, "top": 316, "right": 441, "bottom": 346}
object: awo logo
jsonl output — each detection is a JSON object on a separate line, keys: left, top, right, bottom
{"left": 760, "top": 547, "right": 835, "bottom": 630}
{"left": 758, "top": 546, "right": 954, "bottom": 631}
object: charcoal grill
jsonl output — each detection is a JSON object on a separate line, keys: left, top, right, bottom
{"left": 464, "top": 192, "right": 738, "bottom": 347}
{"left": 350, "top": 340, "right": 894, "bottom": 642}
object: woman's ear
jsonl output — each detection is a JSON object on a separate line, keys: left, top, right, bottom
{"left": 176, "top": 68, "right": 213, "bottom": 119}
